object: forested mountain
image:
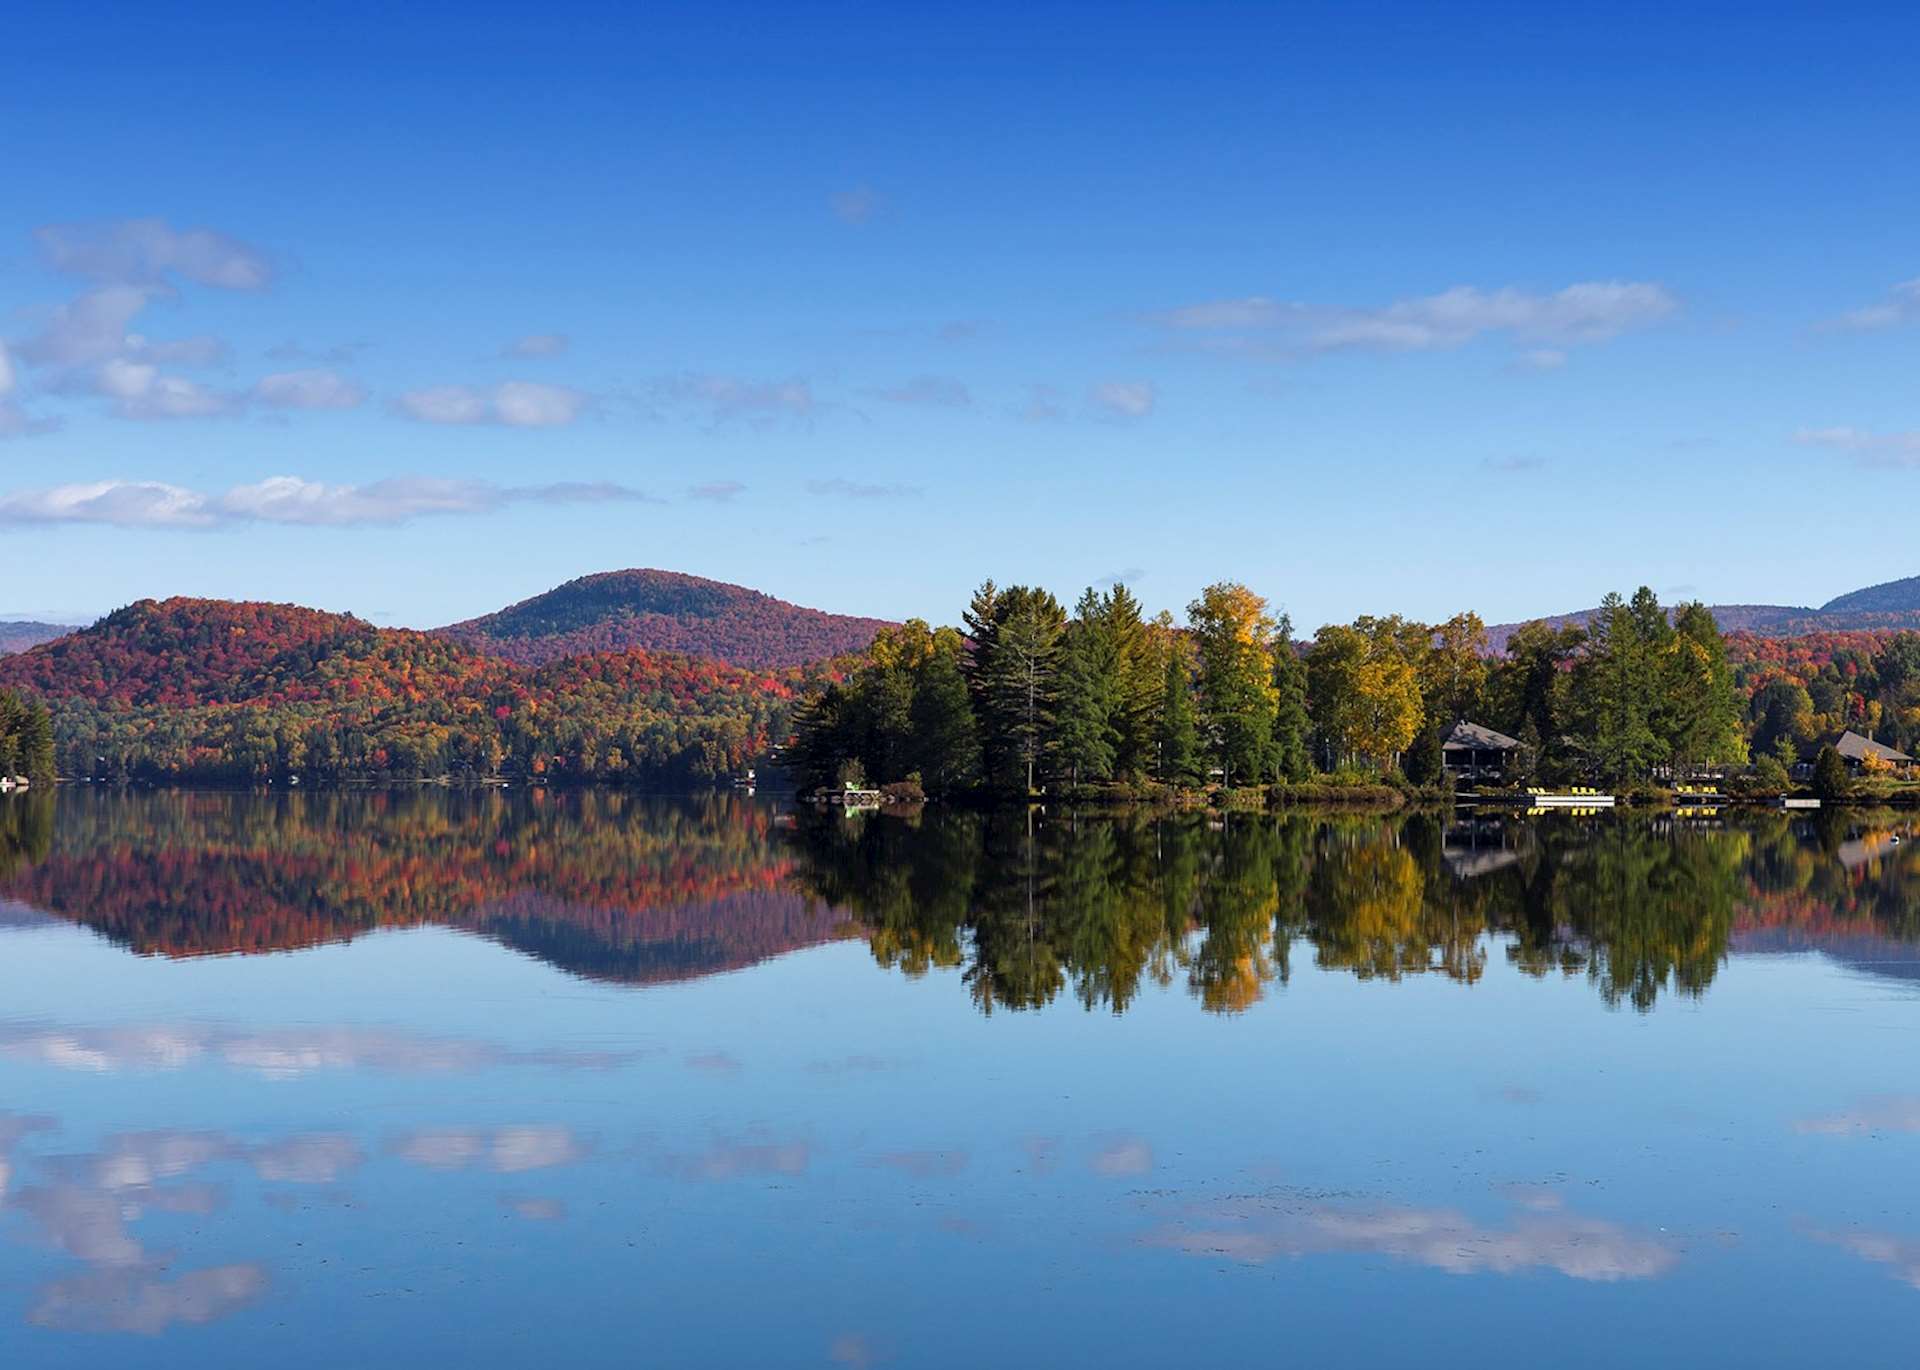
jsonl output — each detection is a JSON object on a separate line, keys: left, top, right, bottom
{"left": 438, "top": 568, "right": 894, "bottom": 669}
{"left": 0, "top": 597, "right": 800, "bottom": 784}
{"left": 0, "top": 621, "right": 76, "bottom": 655}
{"left": 1819, "top": 573, "right": 1920, "bottom": 616}
{"left": 1488, "top": 571, "right": 1920, "bottom": 649}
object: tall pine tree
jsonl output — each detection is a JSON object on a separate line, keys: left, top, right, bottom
{"left": 1158, "top": 647, "right": 1201, "bottom": 783}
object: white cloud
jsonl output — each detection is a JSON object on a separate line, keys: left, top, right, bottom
{"left": 36, "top": 217, "right": 273, "bottom": 290}
{"left": 29, "top": 1264, "right": 269, "bottom": 1335}
{"left": 494, "top": 379, "right": 585, "bottom": 426}
{"left": 873, "top": 375, "right": 972, "bottom": 408}
{"left": 663, "top": 1131, "right": 811, "bottom": 1181}
{"left": 1159, "top": 296, "right": 1295, "bottom": 330}
{"left": 127, "top": 333, "right": 227, "bottom": 366}
{"left": 1090, "top": 380, "right": 1156, "bottom": 417}
{"left": 806, "top": 477, "right": 921, "bottom": 499}
{"left": 0, "top": 344, "right": 45, "bottom": 439}
{"left": 688, "top": 480, "right": 746, "bottom": 502}
{"left": 1795, "top": 1095, "right": 1920, "bottom": 1135}
{"left": 660, "top": 373, "right": 816, "bottom": 424}
{"left": 16, "top": 285, "right": 156, "bottom": 368}
{"left": 505, "top": 1196, "right": 566, "bottom": 1221}
{"left": 1793, "top": 426, "right": 1920, "bottom": 467}
{"left": 0, "top": 476, "right": 658, "bottom": 530}
{"left": 392, "top": 1125, "right": 586, "bottom": 1174}
{"left": 1482, "top": 455, "right": 1547, "bottom": 473}
{"left": 869, "top": 1149, "right": 969, "bottom": 1178}
{"left": 1820, "top": 278, "right": 1920, "bottom": 332}
{"left": 395, "top": 380, "right": 586, "bottom": 427}
{"left": 1016, "top": 383, "right": 1067, "bottom": 423}
{"left": 266, "top": 339, "right": 366, "bottom": 365}
{"left": 0, "top": 1021, "right": 633, "bottom": 1076}
{"left": 1144, "top": 1196, "right": 1678, "bottom": 1282}
{"left": 251, "top": 369, "right": 365, "bottom": 410}
{"left": 91, "top": 358, "right": 234, "bottom": 419}
{"left": 13, "top": 282, "right": 233, "bottom": 423}
{"left": 1160, "top": 281, "right": 1677, "bottom": 359}
{"left": 1809, "top": 1228, "right": 1920, "bottom": 1290}
{"left": 0, "top": 480, "right": 216, "bottom": 528}
{"left": 395, "top": 384, "right": 489, "bottom": 425}
{"left": 246, "top": 1133, "right": 364, "bottom": 1184}
{"left": 830, "top": 185, "right": 881, "bottom": 224}
{"left": 503, "top": 332, "right": 568, "bottom": 358}
{"left": 1090, "top": 1137, "right": 1153, "bottom": 1176}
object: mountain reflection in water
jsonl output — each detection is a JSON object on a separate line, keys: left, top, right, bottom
{"left": 4, "top": 789, "right": 1919, "bottom": 1013}
{"left": 3, "top": 790, "right": 1920, "bottom": 1362}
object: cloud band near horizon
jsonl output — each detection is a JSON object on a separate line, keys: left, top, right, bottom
{"left": 0, "top": 475, "right": 658, "bottom": 529}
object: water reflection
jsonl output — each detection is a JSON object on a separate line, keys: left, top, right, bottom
{"left": 1141, "top": 1187, "right": 1680, "bottom": 1282}
{"left": 4, "top": 790, "right": 1920, "bottom": 1015}
{"left": 0, "top": 1114, "right": 273, "bottom": 1335}
{"left": 786, "top": 805, "right": 1920, "bottom": 1013}
{"left": 4, "top": 791, "right": 1918, "bottom": 1356}
{"left": 0, "top": 1020, "right": 634, "bottom": 1078}
{"left": 1810, "top": 1228, "right": 1920, "bottom": 1291}
{"left": 0, "top": 788, "right": 852, "bottom": 983}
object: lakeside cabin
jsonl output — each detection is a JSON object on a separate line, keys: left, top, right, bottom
{"left": 1441, "top": 721, "right": 1522, "bottom": 783}
{"left": 1829, "top": 730, "right": 1916, "bottom": 775}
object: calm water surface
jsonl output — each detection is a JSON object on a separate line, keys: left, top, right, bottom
{"left": 1, "top": 790, "right": 1917, "bottom": 1366}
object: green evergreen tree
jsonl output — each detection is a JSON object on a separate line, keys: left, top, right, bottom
{"left": 1402, "top": 718, "right": 1447, "bottom": 787}
{"left": 1101, "top": 584, "right": 1159, "bottom": 779}
{"left": 1579, "top": 590, "right": 1665, "bottom": 781}
{"left": 1158, "top": 648, "right": 1201, "bottom": 784}
{"left": 1052, "top": 589, "right": 1120, "bottom": 786}
{"left": 908, "top": 648, "right": 980, "bottom": 791}
{"left": 976, "top": 587, "right": 1064, "bottom": 791}
{"left": 1666, "top": 601, "right": 1746, "bottom": 774}
{"left": 1813, "top": 744, "right": 1851, "bottom": 801}
{"left": 1271, "top": 617, "right": 1310, "bottom": 781}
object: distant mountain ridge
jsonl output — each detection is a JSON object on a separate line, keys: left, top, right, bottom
{"left": 1819, "top": 573, "right": 1920, "bottom": 616}
{"left": 0, "top": 621, "right": 79, "bottom": 656}
{"left": 1487, "top": 572, "right": 1920, "bottom": 649}
{"left": 438, "top": 568, "right": 894, "bottom": 669}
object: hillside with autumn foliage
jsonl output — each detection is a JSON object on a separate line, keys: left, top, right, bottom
{"left": 0, "top": 597, "right": 802, "bottom": 783}
{"left": 437, "top": 568, "right": 894, "bottom": 668}
{"left": 0, "top": 789, "right": 859, "bottom": 984}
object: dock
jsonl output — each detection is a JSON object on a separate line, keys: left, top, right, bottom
{"left": 814, "top": 788, "right": 882, "bottom": 809}
{"left": 1484, "top": 787, "right": 1616, "bottom": 809}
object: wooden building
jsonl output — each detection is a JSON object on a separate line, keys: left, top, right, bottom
{"left": 1441, "top": 721, "right": 1522, "bottom": 781}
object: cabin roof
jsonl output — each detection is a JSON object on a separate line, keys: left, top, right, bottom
{"left": 1833, "top": 729, "right": 1915, "bottom": 764}
{"left": 1442, "top": 720, "right": 1522, "bottom": 752}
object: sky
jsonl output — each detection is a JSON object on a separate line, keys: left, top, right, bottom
{"left": 5, "top": 0, "right": 1920, "bottom": 632}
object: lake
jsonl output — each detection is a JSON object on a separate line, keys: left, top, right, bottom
{"left": 1, "top": 789, "right": 1917, "bottom": 1366}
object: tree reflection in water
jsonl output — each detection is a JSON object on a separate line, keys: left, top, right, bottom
{"left": 787, "top": 804, "right": 1920, "bottom": 1014}
{"left": 5, "top": 790, "right": 1920, "bottom": 1013}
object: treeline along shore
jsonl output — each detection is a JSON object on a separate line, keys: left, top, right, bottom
{"left": 788, "top": 580, "right": 1918, "bottom": 807}
{"left": 5, "top": 578, "right": 1920, "bottom": 805}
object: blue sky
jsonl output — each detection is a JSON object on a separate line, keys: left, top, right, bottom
{"left": 4, "top": 1, "right": 1920, "bottom": 631}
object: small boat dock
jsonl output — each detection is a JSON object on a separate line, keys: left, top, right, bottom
{"left": 814, "top": 787, "right": 882, "bottom": 809}
{"left": 1481, "top": 786, "right": 1616, "bottom": 809}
